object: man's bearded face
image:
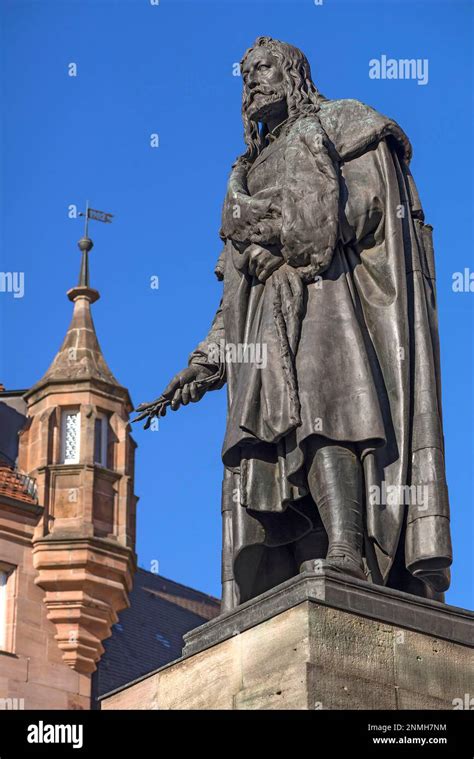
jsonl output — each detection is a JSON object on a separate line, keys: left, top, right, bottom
{"left": 241, "top": 48, "right": 286, "bottom": 123}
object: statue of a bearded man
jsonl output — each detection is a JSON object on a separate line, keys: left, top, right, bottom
{"left": 137, "top": 37, "right": 452, "bottom": 611}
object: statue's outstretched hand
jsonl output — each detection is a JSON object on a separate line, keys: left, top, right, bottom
{"left": 134, "top": 365, "right": 214, "bottom": 428}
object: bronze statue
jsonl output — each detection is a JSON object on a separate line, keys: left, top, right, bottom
{"left": 136, "top": 37, "right": 452, "bottom": 611}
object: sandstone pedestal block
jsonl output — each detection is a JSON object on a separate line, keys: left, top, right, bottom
{"left": 100, "top": 568, "right": 474, "bottom": 710}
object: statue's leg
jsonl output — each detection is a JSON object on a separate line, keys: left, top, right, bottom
{"left": 303, "top": 441, "right": 366, "bottom": 581}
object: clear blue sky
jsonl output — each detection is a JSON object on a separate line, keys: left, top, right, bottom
{"left": 0, "top": 0, "right": 472, "bottom": 609}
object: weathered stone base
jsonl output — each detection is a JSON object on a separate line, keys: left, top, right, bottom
{"left": 100, "top": 569, "right": 473, "bottom": 710}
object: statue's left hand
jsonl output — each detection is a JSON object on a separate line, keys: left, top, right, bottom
{"left": 247, "top": 244, "right": 284, "bottom": 283}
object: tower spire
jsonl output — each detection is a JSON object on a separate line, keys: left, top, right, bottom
{"left": 26, "top": 205, "right": 125, "bottom": 393}
{"left": 20, "top": 206, "right": 136, "bottom": 677}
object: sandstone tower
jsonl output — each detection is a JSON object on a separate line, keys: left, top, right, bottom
{"left": 0, "top": 233, "right": 137, "bottom": 708}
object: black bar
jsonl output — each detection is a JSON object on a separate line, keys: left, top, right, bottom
{"left": 0, "top": 709, "right": 472, "bottom": 756}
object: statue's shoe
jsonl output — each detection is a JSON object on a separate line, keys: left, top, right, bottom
{"left": 299, "top": 555, "right": 366, "bottom": 582}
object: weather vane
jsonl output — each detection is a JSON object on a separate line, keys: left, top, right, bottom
{"left": 76, "top": 201, "right": 114, "bottom": 288}
{"left": 78, "top": 200, "right": 114, "bottom": 238}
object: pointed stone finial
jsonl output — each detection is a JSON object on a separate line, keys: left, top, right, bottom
{"left": 67, "top": 235, "right": 99, "bottom": 303}
{"left": 66, "top": 202, "right": 113, "bottom": 303}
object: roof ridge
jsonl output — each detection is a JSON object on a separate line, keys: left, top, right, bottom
{"left": 136, "top": 566, "right": 220, "bottom": 604}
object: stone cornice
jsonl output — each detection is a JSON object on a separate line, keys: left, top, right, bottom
{"left": 24, "top": 377, "right": 133, "bottom": 412}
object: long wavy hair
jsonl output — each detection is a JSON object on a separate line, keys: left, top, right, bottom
{"left": 239, "top": 36, "right": 326, "bottom": 165}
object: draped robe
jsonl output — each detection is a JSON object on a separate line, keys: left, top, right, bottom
{"left": 189, "top": 99, "right": 452, "bottom": 608}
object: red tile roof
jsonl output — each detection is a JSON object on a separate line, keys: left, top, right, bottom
{"left": 0, "top": 464, "right": 37, "bottom": 504}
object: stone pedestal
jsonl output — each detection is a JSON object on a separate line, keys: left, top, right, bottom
{"left": 100, "top": 568, "right": 473, "bottom": 710}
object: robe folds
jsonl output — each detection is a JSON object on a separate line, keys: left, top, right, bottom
{"left": 189, "top": 99, "right": 452, "bottom": 606}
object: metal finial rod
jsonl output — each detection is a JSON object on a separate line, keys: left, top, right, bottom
{"left": 77, "top": 236, "right": 94, "bottom": 287}
{"left": 84, "top": 199, "right": 90, "bottom": 238}
{"left": 79, "top": 249, "right": 89, "bottom": 287}
{"left": 76, "top": 201, "right": 114, "bottom": 288}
